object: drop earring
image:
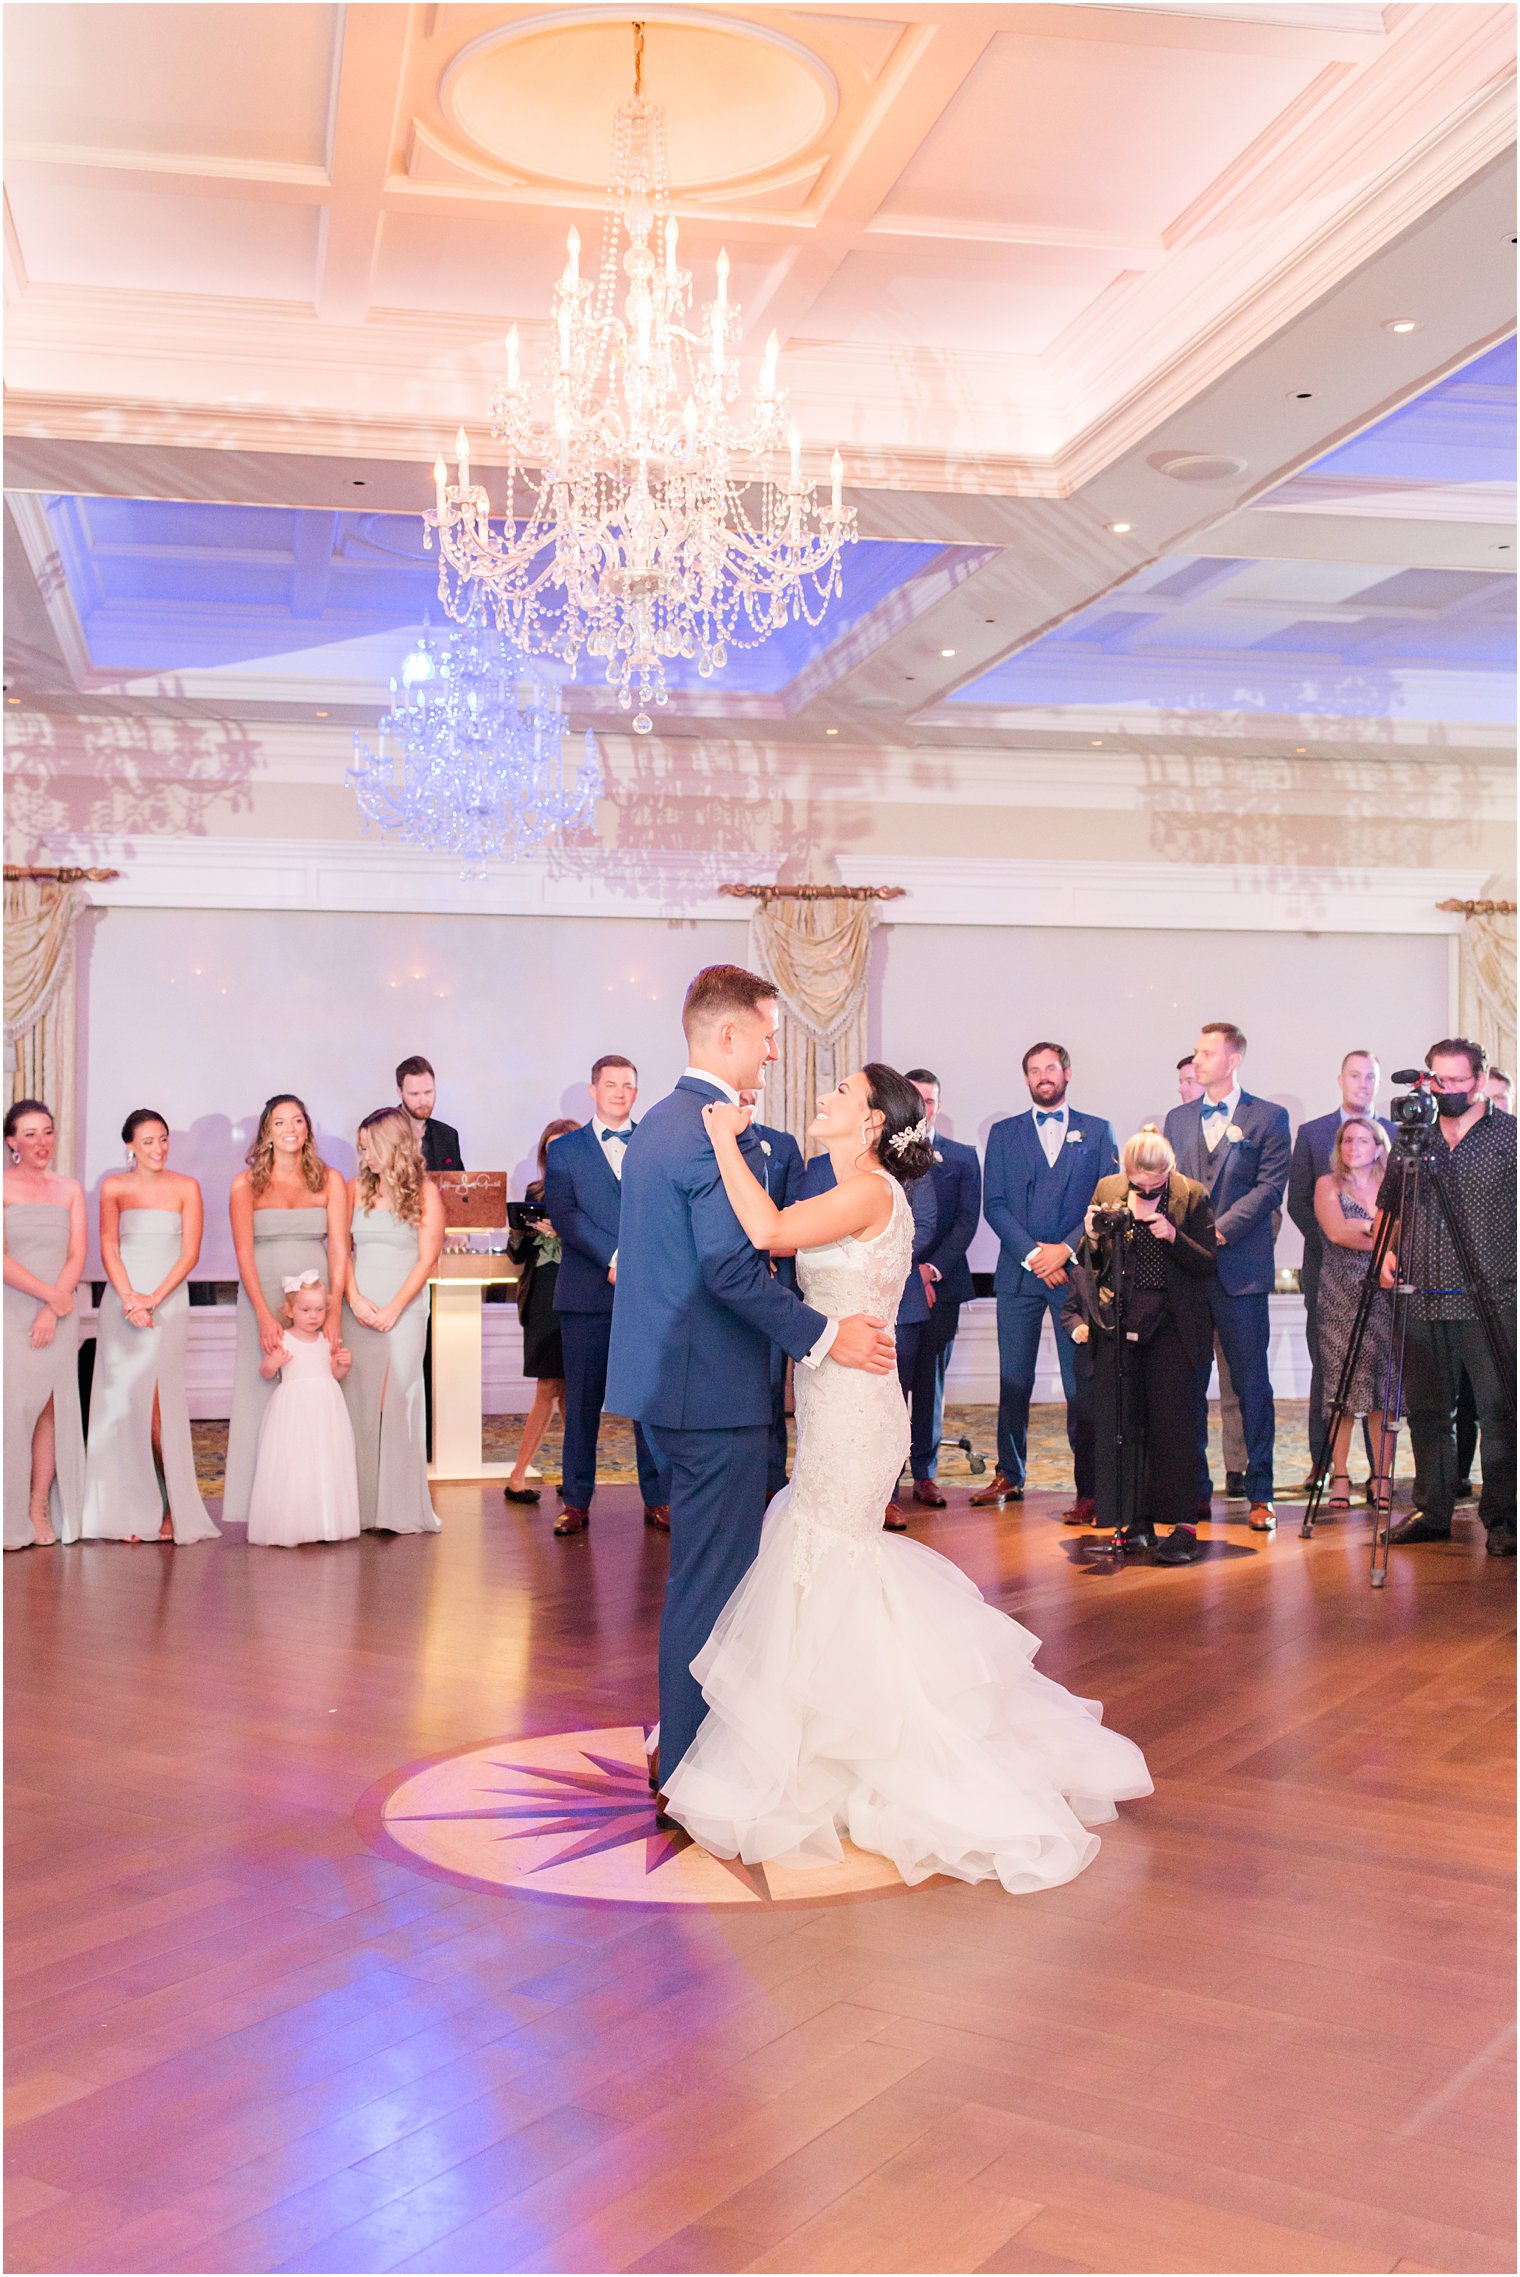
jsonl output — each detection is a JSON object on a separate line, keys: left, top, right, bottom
{"left": 125, "top": 1149, "right": 135, "bottom": 1168}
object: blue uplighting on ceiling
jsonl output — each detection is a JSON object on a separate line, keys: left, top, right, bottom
{"left": 38, "top": 492, "right": 949, "bottom": 694}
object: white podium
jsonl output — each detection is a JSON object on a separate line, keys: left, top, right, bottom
{"left": 428, "top": 1255, "right": 518, "bottom": 1483}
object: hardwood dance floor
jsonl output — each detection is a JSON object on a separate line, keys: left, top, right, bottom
{"left": 5, "top": 1486, "right": 1514, "bottom": 2276}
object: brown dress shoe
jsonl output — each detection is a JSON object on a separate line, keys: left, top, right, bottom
{"left": 643, "top": 1504, "right": 670, "bottom": 1531}
{"left": 968, "top": 1473, "right": 1023, "bottom": 1508}
{"left": 1061, "top": 1497, "right": 1098, "bottom": 1527}
{"left": 911, "top": 1479, "right": 947, "bottom": 1509}
{"left": 1248, "top": 1502, "right": 1276, "bottom": 1533}
{"left": 884, "top": 1502, "right": 910, "bottom": 1531}
{"left": 646, "top": 1744, "right": 659, "bottom": 1792}
{"left": 553, "top": 1506, "right": 590, "bottom": 1536}
{"left": 654, "top": 1791, "right": 679, "bottom": 1829}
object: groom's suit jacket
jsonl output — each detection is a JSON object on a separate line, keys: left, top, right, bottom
{"left": 606, "top": 1076, "right": 829, "bottom": 1432}
{"left": 1162, "top": 1090, "right": 1291, "bottom": 1297}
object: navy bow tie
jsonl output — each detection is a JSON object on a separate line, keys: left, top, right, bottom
{"left": 1035, "top": 1110, "right": 1063, "bottom": 1126}
{"left": 1201, "top": 1099, "right": 1229, "bottom": 1120}
{"left": 600, "top": 1126, "right": 631, "bottom": 1144}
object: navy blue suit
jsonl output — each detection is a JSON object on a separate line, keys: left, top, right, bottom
{"left": 753, "top": 1121, "right": 805, "bottom": 1498}
{"left": 983, "top": 1106, "right": 1119, "bottom": 1494}
{"left": 543, "top": 1122, "right": 668, "bottom": 1512}
{"left": 909, "top": 1135, "right": 981, "bottom": 1481}
{"left": 1288, "top": 1108, "right": 1397, "bottom": 1468}
{"left": 798, "top": 1155, "right": 938, "bottom": 1405}
{"left": 606, "top": 1077, "right": 829, "bottom": 1777}
{"left": 1163, "top": 1090, "right": 1292, "bottom": 1504}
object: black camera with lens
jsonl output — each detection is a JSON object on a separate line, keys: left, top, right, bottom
{"left": 1089, "top": 1203, "right": 1132, "bottom": 1238}
{"left": 1388, "top": 1070, "right": 1440, "bottom": 1151}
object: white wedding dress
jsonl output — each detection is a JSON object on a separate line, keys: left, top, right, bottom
{"left": 662, "top": 1172, "right": 1153, "bottom": 1893}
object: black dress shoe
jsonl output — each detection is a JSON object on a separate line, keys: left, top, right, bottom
{"left": 1224, "top": 1472, "right": 1247, "bottom": 1500}
{"left": 553, "top": 1506, "right": 590, "bottom": 1536}
{"left": 1454, "top": 1478, "right": 1475, "bottom": 1501}
{"left": 1152, "top": 1525, "right": 1202, "bottom": 1565}
{"left": 1110, "top": 1524, "right": 1157, "bottom": 1553}
{"left": 502, "top": 1484, "right": 540, "bottom": 1505}
{"left": 1485, "top": 1525, "right": 1516, "bottom": 1557}
{"left": 1388, "top": 1512, "right": 1453, "bottom": 1545}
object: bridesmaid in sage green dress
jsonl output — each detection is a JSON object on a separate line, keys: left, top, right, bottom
{"left": 82, "top": 1109, "right": 219, "bottom": 1545}
{"left": 343, "top": 1108, "right": 444, "bottom": 1535}
{"left": 222, "top": 1094, "right": 350, "bottom": 1526}
{"left": 3, "top": 1099, "right": 87, "bottom": 1550}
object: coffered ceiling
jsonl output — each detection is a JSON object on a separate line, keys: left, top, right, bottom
{"left": 3, "top": 0, "right": 1515, "bottom": 779}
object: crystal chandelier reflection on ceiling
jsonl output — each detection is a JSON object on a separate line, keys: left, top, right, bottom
{"left": 426, "top": 20, "right": 856, "bottom": 734}
{"left": 348, "top": 608, "right": 600, "bottom": 870}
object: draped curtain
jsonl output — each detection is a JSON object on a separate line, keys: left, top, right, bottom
{"left": 4, "top": 878, "right": 85, "bottom": 1174}
{"left": 1456, "top": 904, "right": 1517, "bottom": 1078}
{"left": 748, "top": 896, "right": 877, "bottom": 1153}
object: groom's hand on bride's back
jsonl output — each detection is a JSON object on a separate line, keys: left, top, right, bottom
{"left": 832, "top": 1313, "right": 896, "bottom": 1373}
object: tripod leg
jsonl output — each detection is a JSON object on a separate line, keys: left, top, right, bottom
{"left": 1303, "top": 1210, "right": 1396, "bottom": 1541}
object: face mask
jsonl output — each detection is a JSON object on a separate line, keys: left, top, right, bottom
{"left": 1435, "top": 1090, "right": 1473, "bottom": 1118}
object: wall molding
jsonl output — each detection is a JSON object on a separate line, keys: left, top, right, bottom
{"left": 41, "top": 830, "right": 1489, "bottom": 933}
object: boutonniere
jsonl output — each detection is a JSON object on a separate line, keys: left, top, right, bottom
{"left": 1225, "top": 1124, "right": 1245, "bottom": 1144}
{"left": 1065, "top": 1129, "right": 1084, "bottom": 1146}
{"left": 932, "top": 1148, "right": 943, "bottom": 1164}
{"left": 759, "top": 1139, "right": 772, "bottom": 1158}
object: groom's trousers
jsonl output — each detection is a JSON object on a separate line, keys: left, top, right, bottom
{"left": 644, "top": 1421, "right": 769, "bottom": 1779}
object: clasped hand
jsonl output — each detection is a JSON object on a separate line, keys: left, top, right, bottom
{"left": 701, "top": 1101, "right": 751, "bottom": 1142}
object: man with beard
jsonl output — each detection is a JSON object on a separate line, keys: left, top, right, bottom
{"left": 974, "top": 1042, "right": 1118, "bottom": 1516}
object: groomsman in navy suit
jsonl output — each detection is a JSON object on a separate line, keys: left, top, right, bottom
{"left": 976, "top": 1043, "right": 1119, "bottom": 1517}
{"left": 900, "top": 1069, "right": 981, "bottom": 1511}
{"left": 1164, "top": 1022, "right": 1292, "bottom": 1532}
{"left": 797, "top": 1131, "right": 938, "bottom": 1527}
{"left": 1286, "top": 1050, "right": 1396, "bottom": 1485}
{"left": 543, "top": 1054, "right": 671, "bottom": 1537}
{"left": 738, "top": 1083, "right": 805, "bottom": 1502}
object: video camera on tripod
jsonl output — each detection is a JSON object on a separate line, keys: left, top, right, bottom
{"left": 1386, "top": 1068, "right": 1477, "bottom": 1150}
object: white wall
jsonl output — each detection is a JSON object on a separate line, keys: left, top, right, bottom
{"left": 75, "top": 904, "right": 1451, "bottom": 1277}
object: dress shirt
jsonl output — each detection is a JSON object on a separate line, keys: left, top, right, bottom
{"left": 1201, "top": 1083, "right": 1242, "bottom": 1152}
{"left": 596, "top": 1122, "right": 633, "bottom": 1180}
{"left": 1033, "top": 1102, "right": 1068, "bottom": 1167}
{"left": 686, "top": 1065, "right": 837, "bottom": 1367}
{"left": 922, "top": 1122, "right": 941, "bottom": 1279}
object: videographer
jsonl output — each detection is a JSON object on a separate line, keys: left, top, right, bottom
{"left": 1378, "top": 1038, "right": 1516, "bottom": 1558}
{"left": 1064, "top": 1129, "right": 1219, "bottom": 1566}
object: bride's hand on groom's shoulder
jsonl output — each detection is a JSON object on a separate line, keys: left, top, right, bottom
{"left": 702, "top": 1101, "right": 751, "bottom": 1142}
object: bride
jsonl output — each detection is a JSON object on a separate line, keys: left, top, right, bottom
{"left": 662, "top": 1062, "right": 1152, "bottom": 1895}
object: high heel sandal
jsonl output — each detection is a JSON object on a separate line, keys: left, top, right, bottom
{"left": 1327, "top": 1472, "right": 1352, "bottom": 1513}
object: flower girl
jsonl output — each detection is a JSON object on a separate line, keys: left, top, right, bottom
{"left": 246, "top": 1272, "right": 361, "bottom": 1547}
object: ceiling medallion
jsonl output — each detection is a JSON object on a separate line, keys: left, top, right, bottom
{"left": 427, "top": 19, "right": 855, "bottom": 733}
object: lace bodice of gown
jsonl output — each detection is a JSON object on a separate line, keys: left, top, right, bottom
{"left": 787, "top": 1171, "right": 913, "bottom": 1581}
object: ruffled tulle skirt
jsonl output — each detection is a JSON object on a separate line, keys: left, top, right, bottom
{"left": 662, "top": 1488, "right": 1152, "bottom": 1895}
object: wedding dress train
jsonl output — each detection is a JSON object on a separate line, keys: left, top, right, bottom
{"left": 662, "top": 1173, "right": 1152, "bottom": 1894}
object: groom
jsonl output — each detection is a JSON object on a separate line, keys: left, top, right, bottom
{"left": 606, "top": 964, "right": 896, "bottom": 1792}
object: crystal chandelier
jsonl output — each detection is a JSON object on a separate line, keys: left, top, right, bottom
{"left": 348, "top": 608, "right": 600, "bottom": 869}
{"left": 426, "top": 20, "right": 855, "bottom": 733}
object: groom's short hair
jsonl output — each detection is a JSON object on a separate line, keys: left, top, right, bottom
{"left": 682, "top": 964, "right": 777, "bottom": 1037}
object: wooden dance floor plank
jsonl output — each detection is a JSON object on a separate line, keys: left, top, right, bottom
{"left": 5, "top": 1486, "right": 1515, "bottom": 2276}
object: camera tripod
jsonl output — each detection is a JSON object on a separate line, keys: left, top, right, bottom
{"left": 1301, "top": 1136, "right": 1515, "bottom": 1586}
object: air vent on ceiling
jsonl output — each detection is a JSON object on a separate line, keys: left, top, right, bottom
{"left": 1149, "top": 451, "right": 1248, "bottom": 483}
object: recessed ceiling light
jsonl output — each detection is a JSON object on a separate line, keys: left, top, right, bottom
{"left": 1383, "top": 319, "right": 1419, "bottom": 334}
{"left": 825, "top": 726, "right": 839, "bottom": 735}
{"left": 1295, "top": 746, "right": 1307, "bottom": 754}
{"left": 1091, "top": 739, "right": 1103, "bottom": 747}
{"left": 315, "top": 709, "right": 329, "bottom": 717}
{"left": 6, "top": 697, "right": 18, "bottom": 706}
{"left": 1109, "top": 521, "right": 1133, "bottom": 534}
{"left": 940, "top": 647, "right": 956, "bottom": 658}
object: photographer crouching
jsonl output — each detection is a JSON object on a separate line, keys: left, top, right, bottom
{"left": 1064, "top": 1128, "right": 1219, "bottom": 1565}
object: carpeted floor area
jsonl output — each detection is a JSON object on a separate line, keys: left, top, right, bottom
{"left": 190, "top": 1401, "right": 1348, "bottom": 1500}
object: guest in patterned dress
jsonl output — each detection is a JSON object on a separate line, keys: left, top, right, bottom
{"left": 1313, "top": 1117, "right": 1398, "bottom": 1515}
{"left": 501, "top": 1117, "right": 578, "bottom": 1507}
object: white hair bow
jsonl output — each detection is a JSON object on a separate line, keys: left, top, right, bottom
{"left": 281, "top": 1270, "right": 322, "bottom": 1294}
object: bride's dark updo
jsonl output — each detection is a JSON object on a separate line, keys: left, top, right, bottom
{"left": 863, "top": 1063, "right": 935, "bottom": 1187}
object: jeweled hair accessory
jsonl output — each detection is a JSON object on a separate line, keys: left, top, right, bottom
{"left": 281, "top": 1270, "right": 323, "bottom": 1294}
{"left": 888, "top": 1116, "right": 930, "bottom": 1157}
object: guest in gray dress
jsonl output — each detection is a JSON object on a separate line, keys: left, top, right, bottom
{"left": 82, "top": 1110, "right": 219, "bottom": 1545}
{"left": 223, "top": 1094, "right": 350, "bottom": 1525}
{"left": 3, "top": 1099, "right": 87, "bottom": 1549}
{"left": 343, "top": 1108, "right": 445, "bottom": 1534}
{"left": 1313, "top": 1116, "right": 1400, "bottom": 1515}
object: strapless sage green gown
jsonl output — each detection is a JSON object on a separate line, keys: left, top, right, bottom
{"left": 4, "top": 1202, "right": 85, "bottom": 1549}
{"left": 342, "top": 1205, "right": 439, "bottom": 1535}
